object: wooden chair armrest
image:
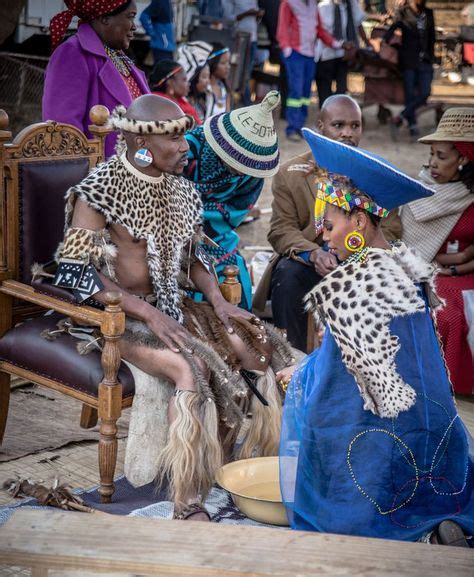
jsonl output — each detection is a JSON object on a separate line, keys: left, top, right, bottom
{"left": 0, "top": 280, "right": 124, "bottom": 336}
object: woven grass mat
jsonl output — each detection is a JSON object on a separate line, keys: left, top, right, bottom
{"left": 0, "top": 385, "right": 129, "bottom": 462}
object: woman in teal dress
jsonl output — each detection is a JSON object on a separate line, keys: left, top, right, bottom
{"left": 279, "top": 130, "right": 474, "bottom": 544}
{"left": 184, "top": 91, "right": 281, "bottom": 310}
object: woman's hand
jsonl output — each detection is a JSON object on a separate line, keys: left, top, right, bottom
{"left": 437, "top": 267, "right": 453, "bottom": 276}
{"left": 146, "top": 309, "right": 193, "bottom": 353}
{"left": 276, "top": 365, "right": 297, "bottom": 391}
{"left": 435, "top": 245, "right": 474, "bottom": 267}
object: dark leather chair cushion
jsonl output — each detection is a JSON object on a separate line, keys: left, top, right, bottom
{"left": 31, "top": 278, "right": 77, "bottom": 304}
{"left": 19, "top": 159, "right": 90, "bottom": 284}
{"left": 0, "top": 313, "right": 134, "bottom": 398}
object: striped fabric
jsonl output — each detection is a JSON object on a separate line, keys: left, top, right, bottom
{"left": 401, "top": 168, "right": 472, "bottom": 262}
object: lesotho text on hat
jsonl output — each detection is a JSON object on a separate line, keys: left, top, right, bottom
{"left": 236, "top": 111, "right": 276, "bottom": 138}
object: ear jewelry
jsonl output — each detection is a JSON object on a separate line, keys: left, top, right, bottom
{"left": 344, "top": 230, "right": 366, "bottom": 252}
{"left": 458, "top": 164, "right": 464, "bottom": 172}
{"left": 134, "top": 148, "right": 153, "bottom": 168}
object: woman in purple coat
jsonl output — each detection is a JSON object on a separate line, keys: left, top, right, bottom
{"left": 43, "top": 0, "right": 150, "bottom": 158}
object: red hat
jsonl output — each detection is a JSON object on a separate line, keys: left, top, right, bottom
{"left": 50, "top": 0, "right": 129, "bottom": 50}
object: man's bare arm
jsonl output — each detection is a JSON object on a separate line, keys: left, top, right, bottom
{"left": 69, "top": 199, "right": 191, "bottom": 352}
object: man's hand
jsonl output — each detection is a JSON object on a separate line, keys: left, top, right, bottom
{"left": 212, "top": 298, "right": 255, "bottom": 333}
{"left": 282, "top": 47, "right": 292, "bottom": 58}
{"left": 310, "top": 248, "right": 338, "bottom": 276}
{"left": 146, "top": 309, "right": 193, "bottom": 353}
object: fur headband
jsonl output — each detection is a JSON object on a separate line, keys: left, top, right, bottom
{"left": 110, "top": 105, "right": 195, "bottom": 135}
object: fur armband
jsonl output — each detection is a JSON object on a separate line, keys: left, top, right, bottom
{"left": 110, "top": 105, "right": 195, "bottom": 135}
{"left": 51, "top": 228, "right": 118, "bottom": 302}
{"left": 55, "top": 227, "right": 117, "bottom": 279}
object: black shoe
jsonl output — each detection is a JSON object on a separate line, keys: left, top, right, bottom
{"left": 436, "top": 520, "right": 470, "bottom": 547}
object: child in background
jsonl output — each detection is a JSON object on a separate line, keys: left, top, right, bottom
{"left": 208, "top": 42, "right": 231, "bottom": 115}
{"left": 189, "top": 64, "right": 214, "bottom": 122}
{"left": 150, "top": 59, "right": 202, "bottom": 124}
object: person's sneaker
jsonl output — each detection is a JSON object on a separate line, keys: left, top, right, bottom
{"left": 435, "top": 521, "right": 470, "bottom": 547}
{"left": 287, "top": 131, "right": 302, "bottom": 143}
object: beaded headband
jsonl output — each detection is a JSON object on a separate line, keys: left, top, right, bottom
{"left": 208, "top": 47, "right": 230, "bottom": 61}
{"left": 154, "top": 65, "right": 184, "bottom": 88}
{"left": 110, "top": 105, "right": 195, "bottom": 135}
{"left": 313, "top": 171, "right": 389, "bottom": 235}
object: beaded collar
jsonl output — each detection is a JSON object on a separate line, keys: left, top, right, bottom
{"left": 104, "top": 45, "right": 134, "bottom": 77}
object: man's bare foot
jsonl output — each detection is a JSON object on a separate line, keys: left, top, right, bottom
{"left": 174, "top": 502, "right": 211, "bottom": 522}
{"left": 186, "top": 511, "right": 210, "bottom": 522}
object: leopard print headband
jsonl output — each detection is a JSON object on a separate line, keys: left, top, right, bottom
{"left": 110, "top": 105, "right": 195, "bottom": 135}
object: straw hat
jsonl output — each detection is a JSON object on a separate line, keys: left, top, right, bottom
{"left": 203, "top": 91, "right": 281, "bottom": 178}
{"left": 418, "top": 107, "right": 474, "bottom": 143}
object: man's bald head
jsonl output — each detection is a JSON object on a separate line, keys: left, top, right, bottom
{"left": 125, "top": 93, "right": 183, "bottom": 123}
{"left": 122, "top": 94, "right": 190, "bottom": 177}
{"left": 318, "top": 94, "right": 362, "bottom": 147}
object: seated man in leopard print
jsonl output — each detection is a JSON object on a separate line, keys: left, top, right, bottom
{"left": 53, "top": 94, "right": 293, "bottom": 522}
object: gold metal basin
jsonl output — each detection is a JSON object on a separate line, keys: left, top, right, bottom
{"left": 216, "top": 456, "right": 289, "bottom": 526}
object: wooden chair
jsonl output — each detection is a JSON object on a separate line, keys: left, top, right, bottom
{"left": 0, "top": 106, "right": 130, "bottom": 503}
{"left": 0, "top": 108, "right": 242, "bottom": 502}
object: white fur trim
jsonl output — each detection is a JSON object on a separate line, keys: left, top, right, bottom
{"left": 304, "top": 243, "right": 442, "bottom": 419}
{"left": 110, "top": 105, "right": 195, "bottom": 135}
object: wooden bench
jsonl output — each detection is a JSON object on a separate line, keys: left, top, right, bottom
{"left": 0, "top": 509, "right": 472, "bottom": 576}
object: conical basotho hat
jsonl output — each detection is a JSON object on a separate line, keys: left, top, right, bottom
{"left": 203, "top": 91, "right": 280, "bottom": 178}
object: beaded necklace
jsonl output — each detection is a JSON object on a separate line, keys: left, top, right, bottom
{"left": 104, "top": 45, "right": 134, "bottom": 77}
{"left": 346, "top": 242, "right": 397, "bottom": 266}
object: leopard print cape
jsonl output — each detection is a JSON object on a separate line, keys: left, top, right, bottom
{"left": 64, "top": 153, "right": 202, "bottom": 323}
{"left": 304, "top": 242, "right": 443, "bottom": 419}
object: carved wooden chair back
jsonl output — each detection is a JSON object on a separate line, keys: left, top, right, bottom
{"left": 0, "top": 107, "right": 111, "bottom": 326}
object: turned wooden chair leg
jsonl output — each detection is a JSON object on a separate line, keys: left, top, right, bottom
{"left": 80, "top": 404, "right": 98, "bottom": 429}
{"left": 0, "top": 371, "right": 11, "bottom": 444}
{"left": 98, "top": 390, "right": 121, "bottom": 503}
{"left": 98, "top": 292, "right": 124, "bottom": 503}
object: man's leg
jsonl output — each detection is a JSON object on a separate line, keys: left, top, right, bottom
{"left": 119, "top": 341, "right": 217, "bottom": 521}
{"left": 301, "top": 55, "right": 315, "bottom": 125}
{"left": 335, "top": 58, "right": 348, "bottom": 94}
{"left": 284, "top": 51, "right": 305, "bottom": 137}
{"left": 278, "top": 52, "right": 288, "bottom": 119}
{"left": 271, "top": 257, "right": 321, "bottom": 352}
{"left": 242, "top": 41, "right": 258, "bottom": 106}
{"left": 412, "top": 62, "right": 433, "bottom": 126}
{"left": 401, "top": 67, "right": 417, "bottom": 128}
{"left": 316, "top": 59, "right": 335, "bottom": 107}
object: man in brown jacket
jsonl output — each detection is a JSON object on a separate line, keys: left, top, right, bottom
{"left": 253, "top": 94, "right": 402, "bottom": 351}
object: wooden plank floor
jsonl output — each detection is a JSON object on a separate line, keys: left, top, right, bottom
{"left": 0, "top": 400, "right": 472, "bottom": 576}
{"left": 1, "top": 508, "right": 473, "bottom": 577}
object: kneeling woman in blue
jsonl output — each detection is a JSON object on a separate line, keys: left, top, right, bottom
{"left": 279, "top": 130, "right": 474, "bottom": 543}
{"left": 183, "top": 91, "right": 281, "bottom": 311}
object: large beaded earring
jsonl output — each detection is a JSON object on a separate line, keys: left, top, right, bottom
{"left": 134, "top": 147, "right": 154, "bottom": 167}
{"left": 344, "top": 230, "right": 366, "bottom": 252}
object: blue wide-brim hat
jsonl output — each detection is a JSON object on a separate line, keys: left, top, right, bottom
{"left": 302, "top": 128, "right": 434, "bottom": 212}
